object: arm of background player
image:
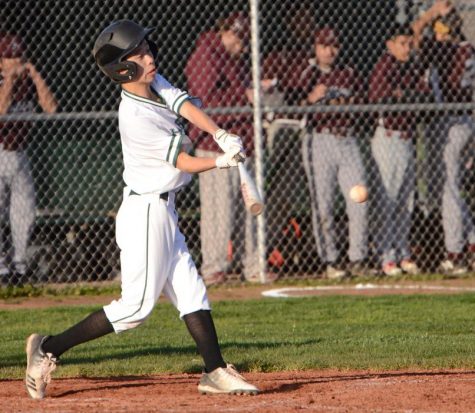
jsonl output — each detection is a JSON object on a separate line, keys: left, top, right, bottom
{"left": 26, "top": 63, "right": 58, "bottom": 113}
{"left": 0, "top": 73, "right": 15, "bottom": 114}
{"left": 179, "top": 100, "right": 220, "bottom": 136}
{"left": 0, "top": 58, "right": 27, "bottom": 114}
{"left": 176, "top": 151, "right": 217, "bottom": 173}
{"left": 412, "top": 1, "right": 453, "bottom": 49}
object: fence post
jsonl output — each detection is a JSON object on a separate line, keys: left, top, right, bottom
{"left": 249, "top": 0, "right": 267, "bottom": 283}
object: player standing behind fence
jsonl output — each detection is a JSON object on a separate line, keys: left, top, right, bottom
{"left": 294, "top": 27, "right": 369, "bottom": 279}
{"left": 185, "top": 13, "right": 278, "bottom": 285}
{"left": 369, "top": 23, "right": 430, "bottom": 277}
{"left": 0, "top": 33, "right": 57, "bottom": 285}
{"left": 413, "top": 1, "right": 475, "bottom": 276}
{"left": 24, "top": 20, "right": 258, "bottom": 400}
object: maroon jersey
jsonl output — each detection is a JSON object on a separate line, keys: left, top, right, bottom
{"left": 421, "top": 38, "right": 475, "bottom": 105}
{"left": 0, "top": 72, "right": 36, "bottom": 151}
{"left": 369, "top": 53, "right": 428, "bottom": 134}
{"left": 294, "top": 61, "right": 363, "bottom": 133}
{"left": 261, "top": 49, "right": 310, "bottom": 93}
{"left": 184, "top": 31, "right": 253, "bottom": 153}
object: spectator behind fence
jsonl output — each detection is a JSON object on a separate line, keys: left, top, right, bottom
{"left": 185, "top": 13, "right": 278, "bottom": 285}
{"left": 261, "top": 4, "right": 316, "bottom": 115}
{"left": 293, "top": 27, "right": 369, "bottom": 279}
{"left": 413, "top": 1, "right": 475, "bottom": 276}
{"left": 369, "top": 22, "right": 431, "bottom": 277}
{"left": 0, "top": 33, "right": 57, "bottom": 284}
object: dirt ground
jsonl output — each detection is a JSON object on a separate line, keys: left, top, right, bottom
{"left": 2, "top": 370, "right": 474, "bottom": 413}
{"left": 1, "top": 277, "right": 475, "bottom": 309}
{"left": 2, "top": 278, "right": 475, "bottom": 412}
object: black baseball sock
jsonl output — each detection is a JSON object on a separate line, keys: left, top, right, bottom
{"left": 183, "top": 310, "right": 226, "bottom": 372}
{"left": 41, "top": 308, "right": 114, "bottom": 358}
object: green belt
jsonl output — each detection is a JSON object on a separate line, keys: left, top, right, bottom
{"left": 129, "top": 190, "right": 168, "bottom": 201}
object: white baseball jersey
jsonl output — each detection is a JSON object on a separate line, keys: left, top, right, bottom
{"left": 118, "top": 74, "right": 193, "bottom": 194}
{"left": 104, "top": 74, "right": 210, "bottom": 333}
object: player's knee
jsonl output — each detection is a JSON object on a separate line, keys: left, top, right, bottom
{"left": 106, "top": 299, "right": 155, "bottom": 333}
{"left": 111, "top": 311, "right": 152, "bottom": 333}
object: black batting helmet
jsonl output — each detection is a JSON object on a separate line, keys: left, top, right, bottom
{"left": 93, "top": 20, "right": 158, "bottom": 83}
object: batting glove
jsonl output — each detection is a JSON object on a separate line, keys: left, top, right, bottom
{"left": 216, "top": 148, "right": 242, "bottom": 169}
{"left": 213, "top": 129, "right": 245, "bottom": 156}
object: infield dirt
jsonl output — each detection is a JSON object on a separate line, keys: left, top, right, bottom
{"left": 2, "top": 369, "right": 474, "bottom": 412}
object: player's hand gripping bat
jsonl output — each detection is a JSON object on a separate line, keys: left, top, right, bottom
{"left": 234, "top": 154, "right": 264, "bottom": 216}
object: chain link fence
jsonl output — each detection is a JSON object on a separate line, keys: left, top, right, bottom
{"left": 1, "top": 0, "right": 475, "bottom": 286}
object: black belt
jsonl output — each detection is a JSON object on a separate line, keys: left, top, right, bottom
{"left": 129, "top": 190, "right": 168, "bottom": 201}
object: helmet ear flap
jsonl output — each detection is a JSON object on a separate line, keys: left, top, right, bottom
{"left": 103, "top": 60, "right": 138, "bottom": 83}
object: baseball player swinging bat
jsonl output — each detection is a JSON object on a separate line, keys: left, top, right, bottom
{"left": 234, "top": 155, "right": 264, "bottom": 216}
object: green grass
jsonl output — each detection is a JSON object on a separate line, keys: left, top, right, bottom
{"left": 1, "top": 294, "right": 475, "bottom": 379}
{"left": 0, "top": 283, "right": 121, "bottom": 300}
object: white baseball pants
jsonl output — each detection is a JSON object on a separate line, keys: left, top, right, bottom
{"left": 104, "top": 188, "right": 210, "bottom": 333}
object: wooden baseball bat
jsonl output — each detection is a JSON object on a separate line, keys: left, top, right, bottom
{"left": 237, "top": 162, "right": 264, "bottom": 216}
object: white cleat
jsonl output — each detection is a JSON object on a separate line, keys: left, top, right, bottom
{"left": 382, "top": 261, "right": 402, "bottom": 277}
{"left": 400, "top": 259, "right": 420, "bottom": 275}
{"left": 326, "top": 265, "right": 347, "bottom": 280}
{"left": 439, "top": 259, "right": 468, "bottom": 277}
{"left": 198, "top": 364, "right": 259, "bottom": 395}
{"left": 25, "top": 334, "right": 57, "bottom": 399}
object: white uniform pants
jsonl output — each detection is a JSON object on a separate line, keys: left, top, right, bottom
{"left": 104, "top": 188, "right": 210, "bottom": 333}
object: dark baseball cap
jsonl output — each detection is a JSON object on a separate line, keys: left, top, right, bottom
{"left": 0, "top": 33, "right": 25, "bottom": 58}
{"left": 220, "top": 12, "right": 250, "bottom": 40}
{"left": 315, "top": 27, "right": 340, "bottom": 46}
{"left": 385, "top": 22, "right": 414, "bottom": 40}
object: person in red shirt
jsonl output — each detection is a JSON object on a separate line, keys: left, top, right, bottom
{"left": 369, "top": 22, "right": 429, "bottom": 277}
{"left": 413, "top": 1, "right": 475, "bottom": 276}
{"left": 261, "top": 5, "right": 316, "bottom": 113}
{"left": 185, "top": 13, "right": 278, "bottom": 285}
{"left": 0, "top": 33, "right": 57, "bottom": 284}
{"left": 294, "top": 27, "right": 369, "bottom": 279}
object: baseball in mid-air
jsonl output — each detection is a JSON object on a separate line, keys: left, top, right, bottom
{"left": 349, "top": 184, "right": 368, "bottom": 203}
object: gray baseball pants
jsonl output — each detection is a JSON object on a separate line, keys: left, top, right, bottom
{"left": 302, "top": 130, "right": 368, "bottom": 264}
{"left": 0, "top": 147, "right": 36, "bottom": 270}
{"left": 371, "top": 126, "right": 415, "bottom": 265}
{"left": 425, "top": 116, "right": 475, "bottom": 254}
{"left": 196, "top": 149, "right": 259, "bottom": 280}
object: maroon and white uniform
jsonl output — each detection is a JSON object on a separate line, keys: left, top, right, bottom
{"left": 185, "top": 29, "right": 259, "bottom": 281}
{"left": 297, "top": 60, "right": 368, "bottom": 266}
{"left": 369, "top": 52, "right": 429, "bottom": 266}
